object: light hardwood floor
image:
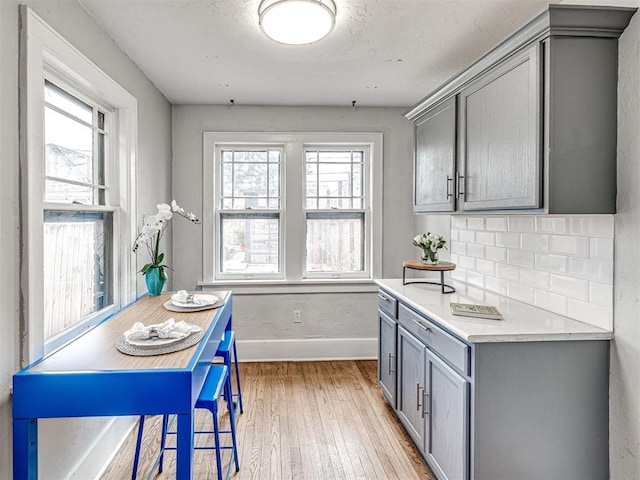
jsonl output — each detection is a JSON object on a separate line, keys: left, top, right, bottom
{"left": 101, "top": 360, "right": 435, "bottom": 480}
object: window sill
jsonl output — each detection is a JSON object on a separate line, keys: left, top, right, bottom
{"left": 197, "top": 279, "right": 379, "bottom": 295}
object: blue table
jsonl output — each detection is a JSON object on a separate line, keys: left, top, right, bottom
{"left": 12, "top": 291, "right": 232, "bottom": 479}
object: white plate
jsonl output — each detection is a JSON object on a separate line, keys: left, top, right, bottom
{"left": 171, "top": 298, "right": 221, "bottom": 309}
{"left": 126, "top": 336, "right": 185, "bottom": 347}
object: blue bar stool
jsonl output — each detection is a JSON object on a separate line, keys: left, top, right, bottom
{"left": 132, "top": 365, "right": 240, "bottom": 480}
{"left": 216, "top": 330, "right": 243, "bottom": 418}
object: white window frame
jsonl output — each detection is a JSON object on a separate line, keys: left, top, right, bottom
{"left": 20, "top": 6, "right": 137, "bottom": 363}
{"left": 202, "top": 132, "right": 382, "bottom": 293}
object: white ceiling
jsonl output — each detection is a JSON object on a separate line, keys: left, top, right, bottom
{"left": 78, "top": 0, "right": 554, "bottom": 107}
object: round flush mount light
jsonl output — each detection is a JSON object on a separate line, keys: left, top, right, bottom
{"left": 259, "top": 0, "right": 337, "bottom": 45}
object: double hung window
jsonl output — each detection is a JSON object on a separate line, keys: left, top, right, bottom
{"left": 203, "top": 132, "right": 382, "bottom": 286}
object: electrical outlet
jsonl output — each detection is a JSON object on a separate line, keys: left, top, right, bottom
{"left": 293, "top": 310, "right": 302, "bottom": 323}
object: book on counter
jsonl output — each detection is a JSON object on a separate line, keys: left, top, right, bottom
{"left": 450, "top": 302, "right": 503, "bottom": 320}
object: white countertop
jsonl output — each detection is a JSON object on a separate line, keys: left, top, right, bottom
{"left": 376, "top": 279, "right": 612, "bottom": 343}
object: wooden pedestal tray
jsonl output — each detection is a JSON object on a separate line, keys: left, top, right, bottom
{"left": 402, "top": 260, "right": 456, "bottom": 294}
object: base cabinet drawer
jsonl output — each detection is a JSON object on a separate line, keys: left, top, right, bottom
{"left": 378, "top": 290, "right": 398, "bottom": 318}
{"left": 399, "top": 304, "right": 470, "bottom": 376}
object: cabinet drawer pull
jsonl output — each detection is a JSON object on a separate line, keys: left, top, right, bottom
{"left": 412, "top": 318, "right": 432, "bottom": 333}
{"left": 456, "top": 172, "right": 465, "bottom": 198}
{"left": 422, "top": 391, "right": 429, "bottom": 418}
{"left": 416, "top": 383, "right": 423, "bottom": 411}
{"left": 378, "top": 293, "right": 391, "bottom": 304}
{"left": 446, "top": 175, "right": 453, "bottom": 198}
{"left": 388, "top": 353, "right": 395, "bottom": 375}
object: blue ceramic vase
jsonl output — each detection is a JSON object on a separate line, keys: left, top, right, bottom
{"left": 145, "top": 267, "right": 167, "bottom": 296}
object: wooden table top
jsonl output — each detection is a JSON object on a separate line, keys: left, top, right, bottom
{"left": 30, "top": 291, "right": 229, "bottom": 373}
{"left": 402, "top": 260, "right": 457, "bottom": 271}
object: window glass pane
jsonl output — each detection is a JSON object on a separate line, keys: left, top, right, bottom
{"left": 45, "top": 179, "right": 94, "bottom": 205}
{"left": 318, "top": 163, "right": 352, "bottom": 197}
{"left": 220, "top": 214, "right": 279, "bottom": 274}
{"left": 306, "top": 213, "right": 364, "bottom": 273}
{"left": 44, "top": 81, "right": 92, "bottom": 124}
{"left": 269, "top": 151, "right": 280, "bottom": 163}
{"left": 319, "top": 151, "right": 352, "bottom": 163}
{"left": 222, "top": 164, "right": 233, "bottom": 197}
{"left": 268, "top": 163, "right": 279, "bottom": 198}
{"left": 235, "top": 151, "right": 267, "bottom": 163}
{"left": 45, "top": 107, "right": 93, "bottom": 183}
{"left": 43, "top": 211, "right": 113, "bottom": 341}
{"left": 305, "top": 149, "right": 365, "bottom": 210}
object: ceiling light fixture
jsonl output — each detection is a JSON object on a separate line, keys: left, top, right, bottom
{"left": 259, "top": 0, "right": 337, "bottom": 45}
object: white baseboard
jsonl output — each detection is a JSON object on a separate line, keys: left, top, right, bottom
{"left": 67, "top": 416, "right": 137, "bottom": 480}
{"left": 237, "top": 337, "right": 378, "bottom": 362}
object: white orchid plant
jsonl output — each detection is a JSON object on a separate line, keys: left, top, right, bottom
{"left": 133, "top": 200, "right": 200, "bottom": 277}
{"left": 413, "top": 232, "right": 447, "bottom": 262}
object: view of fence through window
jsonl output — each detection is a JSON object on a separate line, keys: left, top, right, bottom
{"left": 43, "top": 81, "right": 112, "bottom": 341}
{"left": 305, "top": 149, "right": 366, "bottom": 274}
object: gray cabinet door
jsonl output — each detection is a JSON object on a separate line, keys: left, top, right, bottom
{"left": 397, "top": 326, "right": 426, "bottom": 451}
{"left": 378, "top": 310, "right": 397, "bottom": 408}
{"left": 414, "top": 98, "right": 456, "bottom": 212}
{"left": 425, "top": 349, "right": 470, "bottom": 480}
{"left": 458, "top": 44, "right": 542, "bottom": 211}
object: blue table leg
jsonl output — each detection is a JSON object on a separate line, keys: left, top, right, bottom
{"left": 176, "top": 413, "right": 194, "bottom": 479}
{"left": 13, "top": 418, "right": 38, "bottom": 480}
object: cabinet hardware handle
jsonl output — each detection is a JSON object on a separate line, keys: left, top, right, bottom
{"left": 416, "top": 383, "right": 423, "bottom": 411}
{"left": 388, "top": 353, "right": 395, "bottom": 375}
{"left": 378, "top": 294, "right": 391, "bottom": 303}
{"left": 446, "top": 175, "right": 453, "bottom": 198}
{"left": 422, "top": 391, "right": 429, "bottom": 418}
{"left": 457, "top": 173, "right": 465, "bottom": 198}
{"left": 411, "top": 318, "right": 431, "bottom": 333}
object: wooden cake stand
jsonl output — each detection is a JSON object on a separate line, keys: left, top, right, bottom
{"left": 402, "top": 260, "right": 456, "bottom": 294}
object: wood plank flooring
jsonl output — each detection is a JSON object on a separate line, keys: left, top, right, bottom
{"left": 101, "top": 360, "right": 435, "bottom": 480}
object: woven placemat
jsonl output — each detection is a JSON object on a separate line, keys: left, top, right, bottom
{"left": 115, "top": 330, "right": 205, "bottom": 356}
{"left": 163, "top": 299, "right": 224, "bottom": 313}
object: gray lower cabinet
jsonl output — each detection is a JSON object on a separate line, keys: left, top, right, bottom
{"left": 458, "top": 44, "right": 541, "bottom": 211}
{"left": 378, "top": 289, "right": 610, "bottom": 480}
{"left": 377, "top": 309, "right": 397, "bottom": 407}
{"left": 425, "top": 349, "right": 469, "bottom": 480}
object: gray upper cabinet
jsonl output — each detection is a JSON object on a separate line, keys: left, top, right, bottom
{"left": 458, "top": 44, "right": 541, "bottom": 211}
{"left": 406, "top": 5, "right": 636, "bottom": 214}
{"left": 414, "top": 98, "right": 456, "bottom": 212}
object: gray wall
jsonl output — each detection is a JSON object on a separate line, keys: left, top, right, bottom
{"left": 171, "top": 105, "right": 416, "bottom": 352}
{"left": 0, "top": 0, "right": 172, "bottom": 478}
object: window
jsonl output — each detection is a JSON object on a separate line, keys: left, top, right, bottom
{"left": 43, "top": 80, "right": 115, "bottom": 342}
{"left": 203, "top": 132, "right": 382, "bottom": 289}
{"left": 21, "top": 7, "right": 137, "bottom": 361}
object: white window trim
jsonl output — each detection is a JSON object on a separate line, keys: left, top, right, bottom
{"left": 19, "top": 6, "right": 138, "bottom": 364}
{"left": 201, "top": 132, "right": 383, "bottom": 293}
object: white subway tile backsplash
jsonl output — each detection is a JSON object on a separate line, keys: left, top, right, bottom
{"left": 549, "top": 274, "right": 589, "bottom": 301}
{"left": 459, "top": 229, "right": 475, "bottom": 243}
{"left": 485, "top": 246, "right": 507, "bottom": 262}
{"left": 452, "top": 217, "right": 467, "bottom": 229}
{"left": 496, "top": 232, "right": 521, "bottom": 248}
{"left": 520, "top": 269, "right": 550, "bottom": 290}
{"left": 467, "top": 243, "right": 485, "bottom": 259}
{"left": 507, "top": 249, "right": 535, "bottom": 268}
{"left": 569, "top": 258, "right": 613, "bottom": 284}
{"left": 451, "top": 241, "right": 467, "bottom": 255}
{"left": 521, "top": 233, "right": 549, "bottom": 251}
{"left": 589, "top": 282, "right": 613, "bottom": 307}
{"left": 476, "top": 259, "right": 495, "bottom": 276}
{"left": 535, "top": 253, "right": 568, "bottom": 274}
{"left": 485, "top": 276, "right": 508, "bottom": 295}
{"left": 590, "top": 237, "right": 614, "bottom": 261}
{"left": 507, "top": 282, "right": 535, "bottom": 304}
{"left": 467, "top": 217, "right": 485, "bottom": 230}
{"left": 534, "top": 291, "right": 568, "bottom": 316}
{"left": 452, "top": 214, "right": 613, "bottom": 330}
{"left": 458, "top": 255, "right": 476, "bottom": 270}
{"left": 476, "top": 231, "right": 495, "bottom": 246}
{"left": 495, "top": 263, "right": 521, "bottom": 282}
{"left": 570, "top": 216, "right": 614, "bottom": 237}
{"left": 508, "top": 216, "right": 535, "bottom": 232}
{"left": 549, "top": 235, "right": 590, "bottom": 257}
{"left": 535, "top": 217, "right": 568, "bottom": 234}
{"left": 485, "top": 217, "right": 507, "bottom": 231}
